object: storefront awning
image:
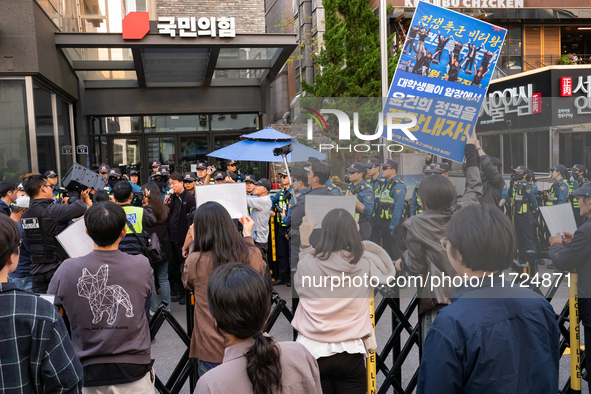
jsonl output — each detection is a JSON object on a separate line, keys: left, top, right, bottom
{"left": 55, "top": 32, "right": 297, "bottom": 89}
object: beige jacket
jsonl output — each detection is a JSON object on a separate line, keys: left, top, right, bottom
{"left": 292, "top": 241, "right": 396, "bottom": 352}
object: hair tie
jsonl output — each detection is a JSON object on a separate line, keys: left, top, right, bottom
{"left": 252, "top": 331, "right": 263, "bottom": 339}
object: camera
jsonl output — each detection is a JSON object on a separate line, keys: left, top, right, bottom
{"left": 273, "top": 144, "right": 292, "bottom": 157}
{"left": 208, "top": 165, "right": 217, "bottom": 173}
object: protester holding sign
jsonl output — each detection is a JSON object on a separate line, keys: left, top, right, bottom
{"left": 396, "top": 130, "right": 482, "bottom": 343}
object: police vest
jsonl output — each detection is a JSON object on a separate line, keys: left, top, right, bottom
{"left": 275, "top": 188, "right": 290, "bottom": 227}
{"left": 346, "top": 182, "right": 371, "bottom": 223}
{"left": 414, "top": 186, "right": 423, "bottom": 215}
{"left": 570, "top": 178, "right": 589, "bottom": 209}
{"left": 511, "top": 182, "right": 531, "bottom": 215}
{"left": 119, "top": 206, "right": 147, "bottom": 256}
{"left": 375, "top": 179, "right": 404, "bottom": 220}
{"left": 546, "top": 179, "right": 569, "bottom": 206}
{"left": 325, "top": 182, "right": 340, "bottom": 195}
{"left": 21, "top": 199, "right": 58, "bottom": 273}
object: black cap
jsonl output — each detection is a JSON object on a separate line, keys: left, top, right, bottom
{"left": 227, "top": 160, "right": 237, "bottom": 166}
{"left": 183, "top": 172, "right": 196, "bottom": 182}
{"left": 380, "top": 159, "right": 399, "bottom": 171}
{"left": 130, "top": 169, "right": 138, "bottom": 176}
{"left": 431, "top": 162, "right": 450, "bottom": 174}
{"left": 423, "top": 164, "right": 434, "bottom": 175}
{"left": 573, "top": 182, "right": 591, "bottom": 198}
{"left": 151, "top": 161, "right": 161, "bottom": 168}
{"left": 570, "top": 164, "right": 586, "bottom": 173}
{"left": 513, "top": 166, "right": 528, "bottom": 173}
{"left": 346, "top": 162, "right": 367, "bottom": 173}
{"left": 195, "top": 162, "right": 207, "bottom": 170}
{"left": 98, "top": 164, "right": 110, "bottom": 174}
{"left": 365, "top": 158, "right": 381, "bottom": 168}
{"left": 43, "top": 170, "right": 57, "bottom": 178}
{"left": 107, "top": 168, "right": 122, "bottom": 178}
{"left": 549, "top": 164, "right": 568, "bottom": 173}
{"left": 244, "top": 174, "right": 256, "bottom": 183}
{"left": 150, "top": 170, "right": 162, "bottom": 178}
{"left": 213, "top": 171, "right": 226, "bottom": 180}
{"left": 255, "top": 178, "right": 272, "bottom": 191}
{"left": 303, "top": 157, "right": 321, "bottom": 166}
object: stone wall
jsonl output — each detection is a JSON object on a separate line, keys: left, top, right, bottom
{"left": 156, "top": 0, "right": 266, "bottom": 34}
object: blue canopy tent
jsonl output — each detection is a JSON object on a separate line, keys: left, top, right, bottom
{"left": 207, "top": 127, "right": 326, "bottom": 163}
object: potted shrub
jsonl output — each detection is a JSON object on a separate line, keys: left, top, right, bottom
{"left": 557, "top": 54, "right": 578, "bottom": 65}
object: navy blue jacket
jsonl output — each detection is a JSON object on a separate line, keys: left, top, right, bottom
{"left": 418, "top": 275, "right": 559, "bottom": 394}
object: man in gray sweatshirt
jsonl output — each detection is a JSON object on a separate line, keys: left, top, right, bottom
{"left": 49, "top": 202, "right": 154, "bottom": 392}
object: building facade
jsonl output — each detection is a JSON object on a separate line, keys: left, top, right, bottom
{"left": 0, "top": 0, "right": 295, "bottom": 183}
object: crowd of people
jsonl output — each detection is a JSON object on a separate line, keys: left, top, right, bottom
{"left": 0, "top": 131, "right": 590, "bottom": 393}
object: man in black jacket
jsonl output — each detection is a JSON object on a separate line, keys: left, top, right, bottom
{"left": 475, "top": 140, "right": 505, "bottom": 207}
{"left": 0, "top": 182, "right": 17, "bottom": 216}
{"left": 166, "top": 172, "right": 196, "bottom": 304}
{"left": 21, "top": 174, "right": 91, "bottom": 293}
{"left": 548, "top": 182, "right": 591, "bottom": 392}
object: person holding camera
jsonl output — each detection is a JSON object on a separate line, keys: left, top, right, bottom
{"left": 21, "top": 173, "right": 91, "bottom": 293}
{"left": 226, "top": 160, "right": 245, "bottom": 182}
{"left": 195, "top": 162, "right": 212, "bottom": 185}
{"left": 271, "top": 169, "right": 292, "bottom": 286}
{"left": 345, "top": 162, "right": 375, "bottom": 241}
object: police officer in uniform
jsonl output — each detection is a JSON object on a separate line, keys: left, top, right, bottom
{"left": 303, "top": 157, "right": 342, "bottom": 195}
{"left": 44, "top": 171, "right": 63, "bottom": 199}
{"left": 509, "top": 166, "right": 538, "bottom": 265}
{"left": 527, "top": 169, "right": 542, "bottom": 254}
{"left": 194, "top": 162, "right": 212, "bottom": 185}
{"left": 183, "top": 172, "right": 197, "bottom": 196}
{"left": 570, "top": 164, "right": 589, "bottom": 227}
{"left": 410, "top": 165, "right": 434, "bottom": 217}
{"left": 151, "top": 161, "right": 161, "bottom": 174}
{"left": 374, "top": 159, "right": 407, "bottom": 259}
{"left": 345, "top": 162, "right": 375, "bottom": 240}
{"left": 546, "top": 164, "right": 570, "bottom": 206}
{"left": 365, "top": 158, "right": 383, "bottom": 191}
{"left": 271, "top": 169, "right": 292, "bottom": 286}
{"left": 244, "top": 174, "right": 256, "bottom": 197}
{"left": 226, "top": 160, "right": 245, "bottom": 182}
{"left": 98, "top": 164, "right": 110, "bottom": 179}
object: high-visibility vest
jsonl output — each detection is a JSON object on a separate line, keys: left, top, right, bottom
{"left": 511, "top": 182, "right": 531, "bottom": 215}
{"left": 375, "top": 179, "right": 404, "bottom": 220}
{"left": 275, "top": 188, "right": 290, "bottom": 227}
{"left": 346, "top": 182, "right": 371, "bottom": 222}
{"left": 545, "top": 179, "right": 569, "bottom": 206}
{"left": 122, "top": 206, "right": 144, "bottom": 234}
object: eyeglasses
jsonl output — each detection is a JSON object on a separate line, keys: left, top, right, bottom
{"left": 227, "top": 164, "right": 236, "bottom": 167}
{"left": 42, "top": 183, "right": 51, "bottom": 189}
{"left": 183, "top": 180, "right": 195, "bottom": 184}
{"left": 280, "top": 174, "right": 288, "bottom": 179}
{"left": 440, "top": 237, "right": 449, "bottom": 250}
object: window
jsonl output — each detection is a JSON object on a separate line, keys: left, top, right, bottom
{"left": 481, "top": 134, "right": 501, "bottom": 169}
{"left": 502, "top": 132, "right": 524, "bottom": 173}
{"left": 526, "top": 131, "right": 549, "bottom": 173}
{"left": 0, "top": 80, "right": 31, "bottom": 182}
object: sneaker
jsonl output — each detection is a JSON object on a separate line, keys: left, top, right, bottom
{"left": 171, "top": 293, "right": 183, "bottom": 302}
{"left": 179, "top": 296, "right": 186, "bottom": 305}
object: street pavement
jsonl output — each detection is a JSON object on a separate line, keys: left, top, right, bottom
{"left": 151, "top": 260, "right": 588, "bottom": 393}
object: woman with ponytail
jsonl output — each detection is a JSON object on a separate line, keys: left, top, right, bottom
{"left": 195, "top": 263, "right": 322, "bottom": 394}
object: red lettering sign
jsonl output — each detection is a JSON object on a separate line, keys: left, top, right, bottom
{"left": 532, "top": 93, "right": 542, "bottom": 114}
{"left": 561, "top": 77, "right": 572, "bottom": 97}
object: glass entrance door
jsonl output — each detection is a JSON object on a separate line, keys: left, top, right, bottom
{"left": 179, "top": 135, "right": 208, "bottom": 174}
{"left": 110, "top": 137, "right": 143, "bottom": 182}
{"left": 146, "top": 136, "right": 177, "bottom": 173}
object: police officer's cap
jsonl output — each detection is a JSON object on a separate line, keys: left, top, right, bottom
{"left": 107, "top": 168, "right": 122, "bottom": 178}
{"left": 161, "top": 169, "right": 170, "bottom": 176}
{"left": 43, "top": 170, "right": 57, "bottom": 178}
{"left": 380, "top": 159, "right": 399, "bottom": 171}
{"left": 423, "top": 164, "right": 434, "bottom": 175}
{"left": 549, "top": 164, "right": 568, "bottom": 173}
{"left": 303, "top": 157, "right": 321, "bottom": 166}
{"left": 570, "top": 164, "right": 586, "bottom": 173}
{"left": 195, "top": 162, "right": 207, "bottom": 170}
{"left": 365, "top": 158, "right": 381, "bottom": 168}
{"left": 213, "top": 171, "right": 226, "bottom": 180}
{"left": 227, "top": 160, "right": 238, "bottom": 166}
{"left": 150, "top": 170, "right": 162, "bottom": 178}
{"left": 129, "top": 169, "right": 138, "bottom": 176}
{"left": 431, "top": 162, "right": 450, "bottom": 174}
{"left": 573, "top": 182, "right": 591, "bottom": 198}
{"left": 183, "top": 172, "right": 196, "bottom": 182}
{"left": 151, "top": 161, "right": 161, "bottom": 168}
{"left": 99, "top": 164, "right": 110, "bottom": 174}
{"left": 280, "top": 168, "right": 293, "bottom": 177}
{"left": 513, "top": 165, "right": 528, "bottom": 173}
{"left": 244, "top": 174, "right": 256, "bottom": 183}
{"left": 346, "top": 162, "right": 366, "bottom": 173}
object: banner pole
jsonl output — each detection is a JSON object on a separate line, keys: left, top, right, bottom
{"left": 367, "top": 296, "right": 377, "bottom": 394}
{"left": 569, "top": 272, "right": 582, "bottom": 393}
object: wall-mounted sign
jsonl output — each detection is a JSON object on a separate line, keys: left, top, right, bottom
{"left": 61, "top": 145, "right": 73, "bottom": 155}
{"left": 560, "top": 77, "right": 572, "bottom": 97}
{"left": 76, "top": 145, "right": 88, "bottom": 154}
{"left": 157, "top": 17, "right": 236, "bottom": 38}
{"left": 402, "top": 0, "right": 524, "bottom": 7}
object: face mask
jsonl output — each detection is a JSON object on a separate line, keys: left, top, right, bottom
{"left": 516, "top": 173, "right": 525, "bottom": 181}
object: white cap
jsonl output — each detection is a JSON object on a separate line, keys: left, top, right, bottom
{"left": 14, "top": 196, "right": 30, "bottom": 208}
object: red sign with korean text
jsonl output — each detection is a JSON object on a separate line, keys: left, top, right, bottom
{"left": 560, "top": 77, "right": 572, "bottom": 97}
